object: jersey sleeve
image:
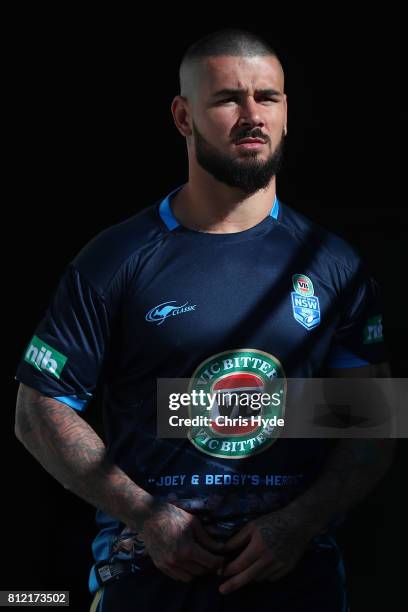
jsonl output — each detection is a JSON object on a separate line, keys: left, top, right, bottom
{"left": 327, "top": 262, "right": 388, "bottom": 368}
{"left": 15, "top": 263, "right": 112, "bottom": 411}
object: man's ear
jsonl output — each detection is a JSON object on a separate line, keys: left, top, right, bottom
{"left": 171, "top": 96, "right": 192, "bottom": 137}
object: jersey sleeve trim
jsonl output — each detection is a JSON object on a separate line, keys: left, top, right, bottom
{"left": 52, "top": 394, "right": 90, "bottom": 411}
{"left": 14, "top": 375, "right": 93, "bottom": 412}
{"left": 327, "top": 344, "right": 371, "bottom": 368}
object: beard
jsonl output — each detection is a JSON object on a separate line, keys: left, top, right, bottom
{"left": 192, "top": 120, "right": 285, "bottom": 195}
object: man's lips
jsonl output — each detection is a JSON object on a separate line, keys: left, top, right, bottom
{"left": 235, "top": 137, "right": 267, "bottom": 150}
{"left": 235, "top": 137, "right": 266, "bottom": 144}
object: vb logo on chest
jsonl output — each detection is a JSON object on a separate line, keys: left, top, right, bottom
{"left": 291, "top": 274, "right": 321, "bottom": 330}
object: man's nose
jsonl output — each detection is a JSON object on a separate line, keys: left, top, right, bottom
{"left": 237, "top": 97, "right": 264, "bottom": 127}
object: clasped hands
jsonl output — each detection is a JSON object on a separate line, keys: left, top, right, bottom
{"left": 140, "top": 502, "right": 314, "bottom": 594}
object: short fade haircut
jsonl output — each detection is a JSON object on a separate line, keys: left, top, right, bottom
{"left": 179, "top": 28, "right": 281, "bottom": 99}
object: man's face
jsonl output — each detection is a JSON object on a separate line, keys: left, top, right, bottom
{"left": 189, "top": 55, "right": 287, "bottom": 195}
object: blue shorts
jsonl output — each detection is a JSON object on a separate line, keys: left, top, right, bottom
{"left": 93, "top": 541, "right": 348, "bottom": 612}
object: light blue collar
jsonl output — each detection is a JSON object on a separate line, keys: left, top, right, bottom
{"left": 159, "top": 185, "right": 280, "bottom": 231}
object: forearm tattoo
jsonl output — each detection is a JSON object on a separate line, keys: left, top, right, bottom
{"left": 289, "top": 438, "right": 395, "bottom": 532}
{"left": 15, "top": 384, "right": 154, "bottom": 531}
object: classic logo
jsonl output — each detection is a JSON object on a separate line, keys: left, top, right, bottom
{"left": 24, "top": 335, "right": 67, "bottom": 379}
{"left": 363, "top": 314, "right": 383, "bottom": 344}
{"left": 292, "top": 274, "right": 314, "bottom": 297}
{"left": 187, "top": 349, "right": 286, "bottom": 459}
{"left": 145, "top": 301, "right": 196, "bottom": 326}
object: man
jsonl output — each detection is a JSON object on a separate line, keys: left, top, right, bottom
{"left": 15, "top": 29, "right": 394, "bottom": 612}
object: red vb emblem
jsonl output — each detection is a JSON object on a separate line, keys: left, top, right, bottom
{"left": 188, "top": 349, "right": 286, "bottom": 459}
{"left": 211, "top": 373, "right": 265, "bottom": 435}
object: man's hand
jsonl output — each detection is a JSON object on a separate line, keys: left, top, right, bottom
{"left": 141, "top": 502, "right": 225, "bottom": 582}
{"left": 218, "top": 509, "right": 313, "bottom": 594}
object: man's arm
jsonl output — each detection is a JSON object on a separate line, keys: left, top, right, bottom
{"left": 15, "top": 383, "right": 224, "bottom": 582}
{"left": 285, "top": 362, "right": 395, "bottom": 533}
{"left": 218, "top": 363, "right": 396, "bottom": 594}
{"left": 15, "top": 383, "right": 155, "bottom": 530}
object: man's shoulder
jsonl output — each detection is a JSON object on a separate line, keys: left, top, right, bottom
{"left": 70, "top": 201, "right": 166, "bottom": 296}
{"left": 278, "top": 200, "right": 363, "bottom": 274}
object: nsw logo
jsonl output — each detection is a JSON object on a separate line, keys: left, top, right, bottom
{"left": 291, "top": 293, "right": 321, "bottom": 330}
{"left": 145, "top": 300, "right": 197, "bottom": 325}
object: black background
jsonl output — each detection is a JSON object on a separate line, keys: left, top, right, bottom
{"left": 5, "top": 8, "right": 408, "bottom": 611}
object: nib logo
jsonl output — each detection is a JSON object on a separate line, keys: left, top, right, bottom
{"left": 363, "top": 315, "right": 383, "bottom": 344}
{"left": 24, "top": 336, "right": 67, "bottom": 379}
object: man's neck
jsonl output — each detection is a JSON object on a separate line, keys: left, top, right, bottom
{"left": 171, "top": 176, "right": 277, "bottom": 234}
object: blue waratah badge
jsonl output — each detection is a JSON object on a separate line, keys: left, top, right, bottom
{"left": 291, "top": 293, "right": 320, "bottom": 330}
{"left": 291, "top": 273, "right": 320, "bottom": 330}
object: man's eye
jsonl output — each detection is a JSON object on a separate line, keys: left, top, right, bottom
{"left": 215, "top": 97, "right": 279, "bottom": 106}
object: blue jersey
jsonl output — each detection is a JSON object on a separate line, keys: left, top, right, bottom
{"left": 15, "top": 185, "right": 386, "bottom": 595}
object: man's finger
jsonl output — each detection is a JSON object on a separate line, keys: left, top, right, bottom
{"left": 193, "top": 520, "right": 225, "bottom": 553}
{"left": 221, "top": 539, "right": 259, "bottom": 576}
{"left": 222, "top": 525, "right": 252, "bottom": 552}
{"left": 191, "top": 541, "right": 225, "bottom": 570}
{"left": 219, "top": 559, "right": 265, "bottom": 594}
{"left": 254, "top": 564, "right": 287, "bottom": 582}
{"left": 176, "top": 559, "right": 209, "bottom": 576}
{"left": 160, "top": 566, "right": 192, "bottom": 583}
{"left": 255, "top": 555, "right": 300, "bottom": 583}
